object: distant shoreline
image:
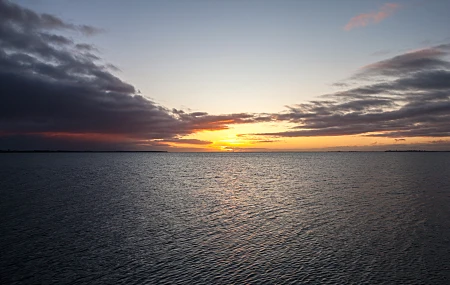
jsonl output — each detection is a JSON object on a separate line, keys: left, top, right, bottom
{"left": 383, "top": 150, "right": 447, "bottom": 152}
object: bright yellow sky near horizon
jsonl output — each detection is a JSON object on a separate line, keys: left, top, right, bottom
{"left": 164, "top": 122, "right": 437, "bottom": 152}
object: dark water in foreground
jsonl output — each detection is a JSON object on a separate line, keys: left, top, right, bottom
{"left": 1, "top": 152, "right": 450, "bottom": 284}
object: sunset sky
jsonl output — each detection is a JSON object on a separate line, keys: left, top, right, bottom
{"left": 1, "top": 0, "right": 450, "bottom": 151}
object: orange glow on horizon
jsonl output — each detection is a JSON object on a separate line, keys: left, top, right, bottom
{"left": 5, "top": 127, "right": 448, "bottom": 152}
{"left": 27, "top": 132, "right": 131, "bottom": 142}
{"left": 177, "top": 122, "right": 448, "bottom": 152}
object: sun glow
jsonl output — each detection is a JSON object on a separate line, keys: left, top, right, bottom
{"left": 214, "top": 136, "right": 252, "bottom": 151}
{"left": 175, "top": 122, "right": 288, "bottom": 151}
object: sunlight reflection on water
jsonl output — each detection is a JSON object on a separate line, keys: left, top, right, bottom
{"left": 1, "top": 152, "right": 450, "bottom": 284}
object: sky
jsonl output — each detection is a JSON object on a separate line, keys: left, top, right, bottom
{"left": 1, "top": 0, "right": 450, "bottom": 151}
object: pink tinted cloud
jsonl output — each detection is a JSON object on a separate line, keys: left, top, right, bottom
{"left": 345, "top": 3, "right": 400, "bottom": 31}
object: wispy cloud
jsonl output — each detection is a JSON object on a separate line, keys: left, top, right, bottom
{"left": 249, "top": 44, "right": 450, "bottom": 142}
{"left": 357, "top": 45, "right": 450, "bottom": 77}
{"left": 344, "top": 3, "right": 400, "bottom": 31}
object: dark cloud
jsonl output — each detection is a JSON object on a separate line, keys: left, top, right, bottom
{"left": 429, "top": 139, "right": 450, "bottom": 144}
{"left": 331, "top": 82, "right": 350, "bottom": 88}
{"left": 105, "top": 63, "right": 121, "bottom": 72}
{"left": 75, "top": 43, "right": 98, "bottom": 52}
{"left": 0, "top": 0, "right": 265, "bottom": 150}
{"left": 0, "top": 133, "right": 141, "bottom": 151}
{"left": 172, "top": 109, "right": 273, "bottom": 132}
{"left": 0, "top": 0, "right": 102, "bottom": 35}
{"left": 251, "top": 45, "right": 450, "bottom": 142}
{"left": 354, "top": 45, "right": 450, "bottom": 78}
{"left": 158, "top": 138, "right": 212, "bottom": 145}
{"left": 40, "top": 33, "right": 73, "bottom": 46}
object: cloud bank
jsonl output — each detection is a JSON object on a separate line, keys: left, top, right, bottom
{"left": 344, "top": 3, "right": 400, "bottom": 31}
{"left": 0, "top": 0, "right": 268, "bottom": 150}
{"left": 253, "top": 44, "right": 450, "bottom": 142}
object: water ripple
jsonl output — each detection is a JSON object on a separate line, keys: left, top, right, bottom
{"left": 1, "top": 152, "right": 450, "bottom": 284}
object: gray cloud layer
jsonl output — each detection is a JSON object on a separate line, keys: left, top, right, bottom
{"left": 256, "top": 44, "right": 450, "bottom": 140}
{"left": 0, "top": 0, "right": 268, "bottom": 150}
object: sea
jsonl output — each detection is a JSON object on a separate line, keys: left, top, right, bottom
{"left": 1, "top": 152, "right": 450, "bottom": 284}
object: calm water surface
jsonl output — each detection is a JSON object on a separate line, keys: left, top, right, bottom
{"left": 1, "top": 152, "right": 450, "bottom": 284}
